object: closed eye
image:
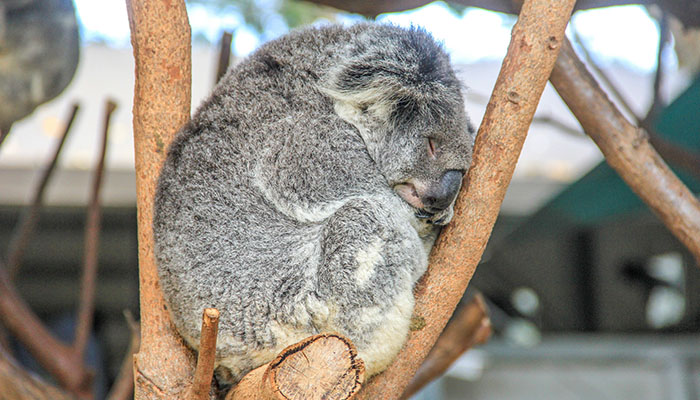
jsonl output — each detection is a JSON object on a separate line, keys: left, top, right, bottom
{"left": 427, "top": 137, "right": 437, "bottom": 159}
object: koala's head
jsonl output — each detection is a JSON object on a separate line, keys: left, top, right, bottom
{"left": 323, "top": 24, "right": 475, "bottom": 225}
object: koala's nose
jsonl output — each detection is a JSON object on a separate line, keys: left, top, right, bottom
{"left": 423, "top": 170, "right": 463, "bottom": 213}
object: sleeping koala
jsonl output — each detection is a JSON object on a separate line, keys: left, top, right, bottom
{"left": 153, "top": 22, "right": 475, "bottom": 384}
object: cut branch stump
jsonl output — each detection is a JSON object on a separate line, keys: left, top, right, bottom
{"left": 228, "top": 333, "right": 365, "bottom": 400}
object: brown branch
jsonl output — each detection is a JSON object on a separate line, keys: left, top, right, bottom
{"left": 74, "top": 99, "right": 116, "bottom": 359}
{"left": 549, "top": 37, "right": 700, "bottom": 261}
{"left": 644, "top": 11, "right": 670, "bottom": 124}
{"left": 571, "top": 29, "right": 639, "bottom": 121}
{"left": 227, "top": 333, "right": 365, "bottom": 400}
{"left": 357, "top": 1, "right": 576, "bottom": 397}
{"left": 125, "top": 0, "right": 195, "bottom": 398}
{"left": 215, "top": 31, "right": 233, "bottom": 85}
{"left": 106, "top": 311, "right": 140, "bottom": 400}
{"left": 5, "top": 103, "right": 80, "bottom": 278}
{"left": 400, "top": 293, "right": 492, "bottom": 399}
{"left": 0, "top": 264, "right": 92, "bottom": 397}
{"left": 573, "top": 25, "right": 700, "bottom": 187}
{"left": 0, "top": 345, "right": 74, "bottom": 400}
{"left": 189, "top": 309, "right": 219, "bottom": 400}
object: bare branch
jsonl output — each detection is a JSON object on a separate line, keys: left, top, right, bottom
{"left": 74, "top": 99, "right": 117, "bottom": 359}
{"left": 572, "top": 23, "right": 700, "bottom": 187}
{"left": 0, "top": 345, "right": 74, "bottom": 400}
{"left": 357, "top": 1, "right": 576, "bottom": 397}
{"left": 400, "top": 293, "right": 491, "bottom": 399}
{"left": 125, "top": 0, "right": 196, "bottom": 397}
{"left": 106, "top": 311, "right": 140, "bottom": 400}
{"left": 215, "top": 31, "right": 233, "bottom": 85}
{"left": 6, "top": 103, "right": 80, "bottom": 278}
{"left": 645, "top": 11, "right": 670, "bottom": 124}
{"left": 0, "top": 264, "right": 92, "bottom": 397}
{"left": 549, "top": 37, "right": 700, "bottom": 262}
{"left": 532, "top": 115, "right": 585, "bottom": 137}
{"left": 189, "top": 308, "right": 219, "bottom": 400}
{"left": 571, "top": 29, "right": 639, "bottom": 122}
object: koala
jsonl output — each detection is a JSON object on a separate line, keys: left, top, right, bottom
{"left": 153, "top": 22, "right": 475, "bottom": 384}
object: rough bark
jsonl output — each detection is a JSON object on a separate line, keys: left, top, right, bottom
{"left": 227, "top": 333, "right": 365, "bottom": 400}
{"left": 356, "top": 0, "right": 576, "bottom": 397}
{"left": 549, "top": 38, "right": 700, "bottom": 261}
{"left": 125, "top": 0, "right": 195, "bottom": 398}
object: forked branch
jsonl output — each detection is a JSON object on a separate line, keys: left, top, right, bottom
{"left": 549, "top": 38, "right": 700, "bottom": 261}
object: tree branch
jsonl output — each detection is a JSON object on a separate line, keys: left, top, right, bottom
{"left": 0, "top": 345, "right": 74, "bottom": 400}
{"left": 549, "top": 37, "right": 700, "bottom": 261}
{"left": 125, "top": 0, "right": 196, "bottom": 398}
{"left": 0, "top": 264, "right": 92, "bottom": 397}
{"left": 572, "top": 23, "right": 700, "bottom": 183}
{"left": 356, "top": 1, "right": 576, "bottom": 397}
{"left": 74, "top": 99, "right": 116, "bottom": 359}
{"left": 400, "top": 293, "right": 491, "bottom": 399}
{"left": 5, "top": 103, "right": 79, "bottom": 278}
{"left": 106, "top": 311, "right": 140, "bottom": 400}
{"left": 215, "top": 31, "right": 233, "bottom": 85}
{"left": 189, "top": 309, "right": 219, "bottom": 400}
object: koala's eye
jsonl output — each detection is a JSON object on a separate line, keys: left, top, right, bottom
{"left": 427, "top": 137, "right": 438, "bottom": 159}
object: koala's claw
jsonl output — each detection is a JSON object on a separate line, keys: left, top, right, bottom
{"left": 414, "top": 209, "right": 435, "bottom": 220}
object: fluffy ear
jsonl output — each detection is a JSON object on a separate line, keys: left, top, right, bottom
{"left": 321, "top": 62, "right": 402, "bottom": 132}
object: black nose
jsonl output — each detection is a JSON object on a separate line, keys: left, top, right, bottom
{"left": 422, "top": 170, "right": 463, "bottom": 213}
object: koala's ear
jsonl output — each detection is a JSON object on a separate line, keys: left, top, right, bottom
{"left": 320, "top": 63, "right": 398, "bottom": 132}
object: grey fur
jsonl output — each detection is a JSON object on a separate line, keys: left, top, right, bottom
{"left": 153, "top": 22, "right": 475, "bottom": 384}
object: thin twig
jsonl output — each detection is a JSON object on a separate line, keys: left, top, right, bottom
{"left": 106, "top": 310, "right": 140, "bottom": 400}
{"left": 74, "top": 99, "right": 117, "bottom": 359}
{"left": 573, "top": 24, "right": 700, "bottom": 183}
{"left": 550, "top": 37, "right": 700, "bottom": 262}
{"left": 644, "top": 11, "right": 670, "bottom": 124}
{"left": 215, "top": 31, "right": 233, "bottom": 85}
{"left": 532, "top": 115, "right": 585, "bottom": 137}
{"left": 5, "top": 103, "right": 80, "bottom": 279}
{"left": 571, "top": 29, "right": 639, "bottom": 121}
{"left": 190, "top": 308, "right": 220, "bottom": 400}
{"left": 0, "top": 263, "right": 92, "bottom": 397}
{"left": 0, "top": 344, "right": 74, "bottom": 400}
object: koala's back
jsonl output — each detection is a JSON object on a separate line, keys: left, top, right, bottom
{"left": 154, "top": 23, "right": 437, "bottom": 383}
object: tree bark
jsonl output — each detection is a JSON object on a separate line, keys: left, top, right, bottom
{"left": 125, "top": 0, "right": 195, "bottom": 398}
{"left": 356, "top": 0, "right": 576, "bottom": 397}
{"left": 549, "top": 38, "right": 700, "bottom": 262}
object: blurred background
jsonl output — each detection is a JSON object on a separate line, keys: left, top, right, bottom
{"left": 1, "top": 0, "right": 699, "bottom": 399}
